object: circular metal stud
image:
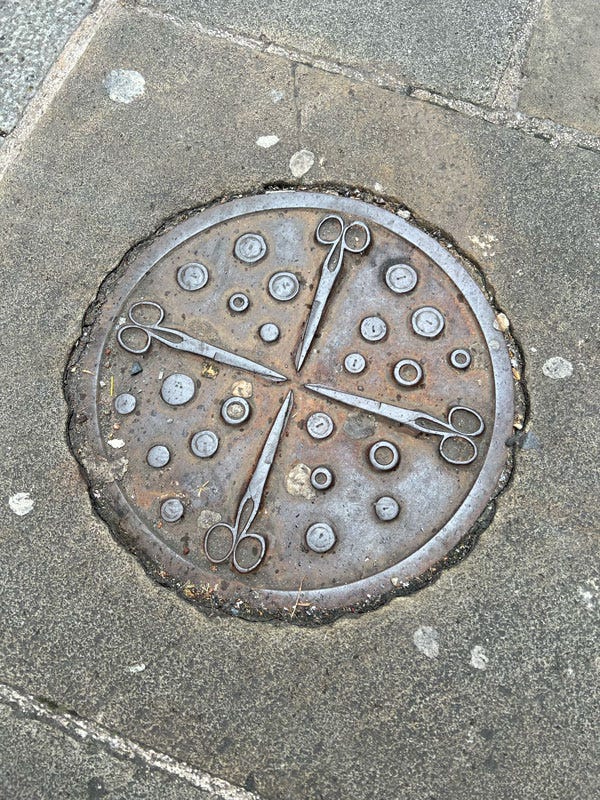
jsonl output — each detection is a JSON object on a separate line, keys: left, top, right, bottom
{"left": 176, "top": 262, "right": 209, "bottom": 291}
{"left": 310, "top": 466, "right": 334, "bottom": 490}
{"left": 412, "top": 306, "right": 445, "bottom": 338}
{"left": 234, "top": 233, "right": 267, "bottom": 264}
{"left": 114, "top": 392, "right": 137, "bottom": 415}
{"left": 306, "top": 522, "right": 336, "bottom": 553}
{"left": 344, "top": 352, "right": 366, "bottom": 374}
{"left": 221, "top": 396, "right": 251, "bottom": 425}
{"left": 160, "top": 374, "right": 195, "bottom": 406}
{"left": 374, "top": 496, "right": 400, "bottom": 521}
{"left": 228, "top": 292, "right": 250, "bottom": 312}
{"left": 450, "top": 348, "right": 472, "bottom": 370}
{"left": 147, "top": 444, "right": 171, "bottom": 468}
{"left": 191, "top": 430, "right": 219, "bottom": 458}
{"left": 306, "top": 412, "right": 334, "bottom": 440}
{"left": 268, "top": 271, "right": 300, "bottom": 302}
{"left": 385, "top": 263, "right": 417, "bottom": 294}
{"left": 259, "top": 322, "right": 280, "bottom": 343}
{"left": 360, "top": 316, "right": 388, "bottom": 342}
{"left": 160, "top": 498, "right": 184, "bottom": 523}
{"left": 368, "top": 440, "right": 400, "bottom": 471}
{"left": 393, "top": 359, "right": 423, "bottom": 387}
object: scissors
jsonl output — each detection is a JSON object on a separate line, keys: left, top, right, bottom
{"left": 117, "top": 301, "right": 287, "bottom": 383}
{"left": 294, "top": 214, "right": 371, "bottom": 371}
{"left": 204, "top": 390, "right": 294, "bottom": 573}
{"left": 305, "top": 384, "right": 485, "bottom": 465}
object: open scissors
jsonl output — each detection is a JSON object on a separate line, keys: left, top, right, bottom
{"left": 204, "top": 390, "right": 294, "bottom": 573}
{"left": 117, "top": 301, "right": 287, "bottom": 383}
{"left": 294, "top": 214, "right": 371, "bottom": 371}
{"left": 305, "top": 384, "right": 485, "bottom": 465}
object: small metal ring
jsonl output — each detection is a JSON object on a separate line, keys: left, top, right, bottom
{"left": 449, "top": 348, "right": 472, "bottom": 370}
{"left": 393, "top": 359, "right": 423, "bottom": 387}
{"left": 310, "top": 466, "right": 334, "bottom": 490}
{"left": 368, "top": 441, "right": 400, "bottom": 471}
{"left": 221, "top": 396, "right": 251, "bottom": 425}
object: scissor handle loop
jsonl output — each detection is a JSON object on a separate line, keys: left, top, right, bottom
{"left": 116, "top": 324, "right": 152, "bottom": 354}
{"left": 128, "top": 300, "right": 165, "bottom": 326}
{"left": 341, "top": 220, "right": 371, "bottom": 254}
{"left": 447, "top": 405, "right": 485, "bottom": 438}
{"left": 438, "top": 434, "right": 478, "bottom": 466}
{"left": 315, "top": 214, "right": 344, "bottom": 246}
{"left": 231, "top": 531, "right": 267, "bottom": 574}
{"left": 203, "top": 521, "right": 236, "bottom": 565}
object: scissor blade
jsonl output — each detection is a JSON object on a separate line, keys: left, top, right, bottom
{"left": 304, "top": 384, "right": 409, "bottom": 424}
{"left": 294, "top": 269, "right": 338, "bottom": 371}
{"left": 247, "top": 390, "right": 294, "bottom": 501}
{"left": 209, "top": 345, "right": 288, "bottom": 383}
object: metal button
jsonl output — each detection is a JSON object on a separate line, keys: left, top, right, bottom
{"left": 306, "top": 412, "right": 334, "bottom": 440}
{"left": 412, "top": 306, "right": 445, "bottom": 338}
{"left": 176, "top": 262, "right": 209, "bottom": 291}
{"left": 344, "top": 352, "right": 366, "bottom": 374}
{"left": 360, "top": 316, "right": 387, "bottom": 342}
{"left": 385, "top": 263, "right": 417, "bottom": 294}
{"left": 368, "top": 440, "right": 400, "bottom": 471}
{"left": 259, "top": 322, "right": 280, "bottom": 343}
{"left": 221, "top": 397, "right": 251, "bottom": 425}
{"left": 268, "top": 272, "right": 300, "bottom": 301}
{"left": 228, "top": 292, "right": 250, "bottom": 312}
{"left": 147, "top": 444, "right": 170, "bottom": 468}
{"left": 191, "top": 430, "right": 219, "bottom": 458}
{"left": 160, "top": 374, "right": 196, "bottom": 406}
{"left": 393, "top": 359, "right": 423, "bottom": 387}
{"left": 234, "top": 233, "right": 267, "bottom": 264}
{"left": 160, "top": 498, "right": 184, "bottom": 522}
{"left": 114, "top": 392, "right": 136, "bottom": 415}
{"left": 374, "top": 496, "right": 400, "bottom": 521}
{"left": 310, "top": 466, "right": 334, "bottom": 490}
{"left": 306, "top": 522, "right": 336, "bottom": 553}
{"left": 450, "top": 348, "right": 472, "bottom": 369}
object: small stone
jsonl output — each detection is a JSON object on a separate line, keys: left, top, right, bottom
{"left": 107, "top": 438, "right": 125, "bottom": 449}
{"left": 103, "top": 69, "right": 145, "bottom": 104}
{"left": 131, "top": 361, "right": 143, "bottom": 375}
{"left": 256, "top": 135, "right": 280, "bottom": 149}
{"left": 8, "top": 492, "right": 34, "bottom": 516}
{"left": 289, "top": 149, "right": 315, "bottom": 178}
{"left": 542, "top": 356, "right": 573, "bottom": 379}
{"left": 494, "top": 312, "right": 510, "bottom": 332}
{"left": 470, "top": 645, "right": 489, "bottom": 670}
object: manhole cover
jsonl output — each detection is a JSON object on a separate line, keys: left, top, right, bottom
{"left": 66, "top": 190, "right": 516, "bottom": 622}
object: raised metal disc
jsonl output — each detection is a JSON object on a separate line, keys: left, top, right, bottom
{"left": 66, "top": 190, "right": 516, "bottom": 623}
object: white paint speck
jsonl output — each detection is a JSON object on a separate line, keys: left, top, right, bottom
{"left": 289, "top": 149, "right": 315, "bottom": 178}
{"left": 413, "top": 626, "right": 439, "bottom": 659}
{"left": 126, "top": 663, "right": 146, "bottom": 674}
{"left": 542, "top": 356, "right": 573, "bottom": 380}
{"left": 104, "top": 69, "right": 145, "bottom": 104}
{"left": 107, "top": 439, "right": 125, "bottom": 449}
{"left": 577, "top": 579, "right": 598, "bottom": 611}
{"left": 374, "top": 182, "right": 384, "bottom": 192}
{"left": 470, "top": 645, "right": 489, "bottom": 670}
{"left": 469, "top": 233, "right": 497, "bottom": 257}
{"left": 8, "top": 492, "right": 34, "bottom": 516}
{"left": 270, "top": 88, "right": 285, "bottom": 103}
{"left": 256, "top": 135, "right": 280, "bottom": 149}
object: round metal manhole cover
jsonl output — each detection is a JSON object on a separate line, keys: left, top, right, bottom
{"left": 66, "top": 190, "right": 516, "bottom": 622}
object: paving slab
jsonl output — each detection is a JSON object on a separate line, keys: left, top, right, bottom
{"left": 0, "top": 3, "right": 598, "bottom": 800}
{"left": 139, "top": 0, "right": 533, "bottom": 105}
{"left": 519, "top": 0, "right": 600, "bottom": 135}
{"left": 0, "top": 702, "right": 221, "bottom": 799}
{"left": 0, "top": 0, "right": 94, "bottom": 134}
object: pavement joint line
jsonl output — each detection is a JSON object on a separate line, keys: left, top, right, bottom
{"left": 492, "top": 0, "right": 544, "bottom": 110}
{"left": 0, "top": 681, "right": 263, "bottom": 800}
{"left": 0, "top": 0, "right": 120, "bottom": 184}
{"left": 133, "top": 1, "right": 600, "bottom": 154}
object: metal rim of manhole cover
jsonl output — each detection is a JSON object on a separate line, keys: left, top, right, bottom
{"left": 65, "top": 189, "right": 520, "bottom": 623}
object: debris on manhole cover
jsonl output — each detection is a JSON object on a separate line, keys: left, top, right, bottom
{"left": 66, "top": 190, "right": 518, "bottom": 623}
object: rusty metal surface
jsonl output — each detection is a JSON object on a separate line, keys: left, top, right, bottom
{"left": 65, "top": 190, "right": 516, "bottom": 622}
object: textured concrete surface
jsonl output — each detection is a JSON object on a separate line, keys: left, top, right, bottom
{"left": 0, "top": 2, "right": 599, "bottom": 799}
{"left": 140, "top": 0, "right": 532, "bottom": 104}
{"left": 0, "top": 703, "right": 219, "bottom": 800}
{"left": 519, "top": 0, "right": 600, "bottom": 135}
{"left": 0, "top": 0, "right": 93, "bottom": 133}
